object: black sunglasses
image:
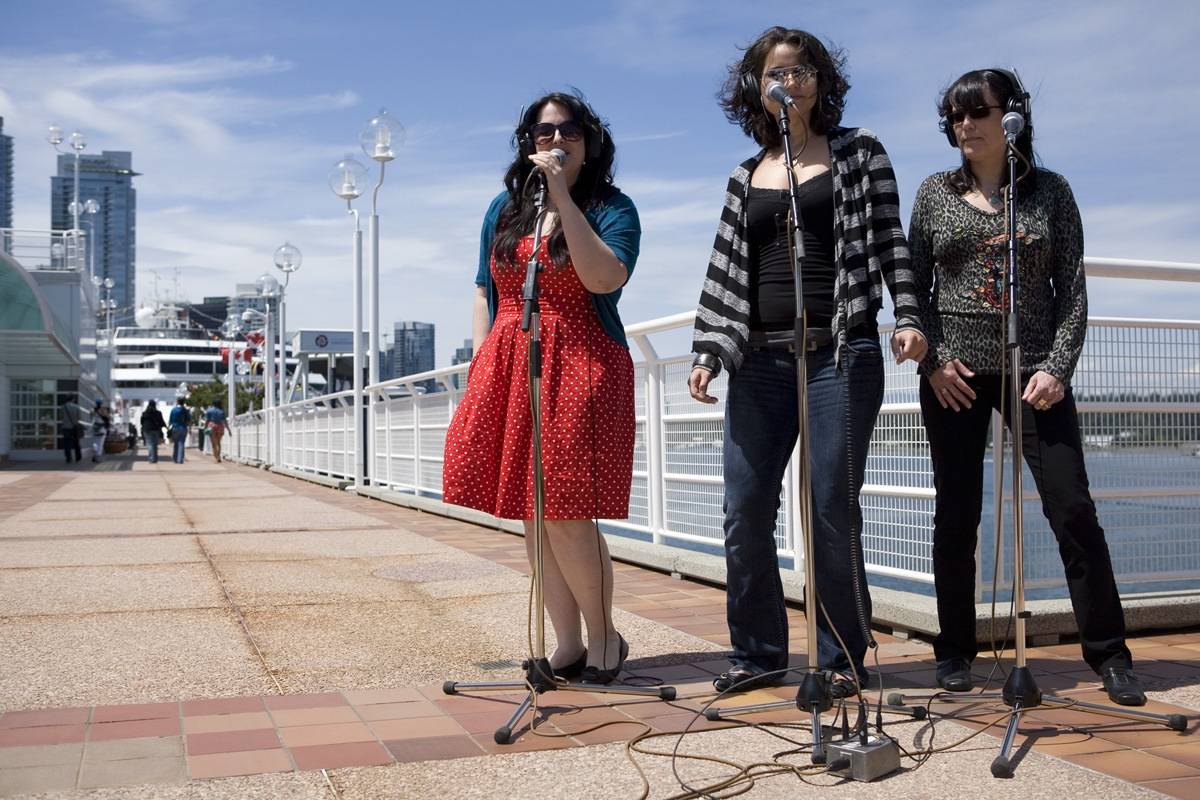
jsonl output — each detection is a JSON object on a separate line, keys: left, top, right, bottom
{"left": 944, "top": 105, "right": 1002, "bottom": 126}
{"left": 530, "top": 121, "right": 585, "bottom": 145}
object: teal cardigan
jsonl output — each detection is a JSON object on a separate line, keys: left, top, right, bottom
{"left": 474, "top": 187, "right": 641, "bottom": 347}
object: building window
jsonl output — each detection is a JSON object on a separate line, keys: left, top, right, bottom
{"left": 10, "top": 379, "right": 65, "bottom": 450}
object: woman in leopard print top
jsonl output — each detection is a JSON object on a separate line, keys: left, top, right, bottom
{"left": 910, "top": 68, "right": 1144, "bottom": 706}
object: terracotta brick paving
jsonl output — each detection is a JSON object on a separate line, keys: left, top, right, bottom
{"left": 2, "top": 464, "right": 1199, "bottom": 796}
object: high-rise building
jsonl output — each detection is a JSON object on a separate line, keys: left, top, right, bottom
{"left": 389, "top": 321, "right": 435, "bottom": 391}
{"left": 450, "top": 338, "right": 473, "bottom": 389}
{"left": 227, "top": 283, "right": 268, "bottom": 322}
{"left": 184, "top": 296, "right": 231, "bottom": 335}
{"left": 0, "top": 117, "right": 13, "bottom": 230}
{"left": 51, "top": 150, "right": 139, "bottom": 324}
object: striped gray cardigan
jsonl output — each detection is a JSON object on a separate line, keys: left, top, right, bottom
{"left": 692, "top": 126, "right": 923, "bottom": 376}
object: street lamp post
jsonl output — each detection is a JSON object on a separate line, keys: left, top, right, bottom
{"left": 328, "top": 156, "right": 369, "bottom": 489}
{"left": 359, "top": 109, "right": 404, "bottom": 485}
{"left": 47, "top": 125, "right": 87, "bottom": 232}
{"left": 272, "top": 243, "right": 301, "bottom": 405}
{"left": 242, "top": 308, "right": 270, "bottom": 465}
{"left": 81, "top": 198, "right": 99, "bottom": 279}
{"left": 256, "top": 275, "right": 279, "bottom": 465}
{"left": 223, "top": 315, "right": 241, "bottom": 430}
{"left": 103, "top": 278, "right": 115, "bottom": 336}
{"left": 92, "top": 276, "right": 115, "bottom": 342}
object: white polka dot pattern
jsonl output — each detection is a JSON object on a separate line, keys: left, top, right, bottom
{"left": 443, "top": 236, "right": 635, "bottom": 520}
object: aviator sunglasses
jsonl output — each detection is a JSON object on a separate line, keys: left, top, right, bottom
{"left": 530, "top": 121, "right": 586, "bottom": 145}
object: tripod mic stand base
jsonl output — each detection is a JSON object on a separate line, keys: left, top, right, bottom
{"left": 888, "top": 673, "right": 1190, "bottom": 778}
{"left": 1002, "top": 665, "right": 1041, "bottom": 708}
{"left": 443, "top": 657, "right": 674, "bottom": 745}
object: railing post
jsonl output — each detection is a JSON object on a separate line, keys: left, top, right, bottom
{"left": 385, "top": 393, "right": 393, "bottom": 490}
{"left": 986, "top": 411, "right": 1004, "bottom": 602}
{"left": 784, "top": 453, "right": 802, "bottom": 572}
{"left": 631, "top": 334, "right": 665, "bottom": 544}
{"left": 411, "top": 385, "right": 422, "bottom": 494}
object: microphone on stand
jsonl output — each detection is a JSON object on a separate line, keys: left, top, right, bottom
{"left": 1002, "top": 112, "right": 1025, "bottom": 142}
{"left": 765, "top": 81, "right": 796, "bottom": 108}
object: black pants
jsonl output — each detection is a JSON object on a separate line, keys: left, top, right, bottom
{"left": 62, "top": 427, "right": 82, "bottom": 462}
{"left": 919, "top": 373, "right": 1131, "bottom": 673}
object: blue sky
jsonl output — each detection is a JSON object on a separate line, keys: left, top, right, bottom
{"left": 2, "top": 0, "right": 1198, "bottom": 365}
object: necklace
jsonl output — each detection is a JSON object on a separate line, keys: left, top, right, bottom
{"left": 781, "top": 130, "right": 811, "bottom": 168}
{"left": 976, "top": 180, "right": 1003, "bottom": 207}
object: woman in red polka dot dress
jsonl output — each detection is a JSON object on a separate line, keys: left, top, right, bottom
{"left": 442, "top": 92, "right": 641, "bottom": 684}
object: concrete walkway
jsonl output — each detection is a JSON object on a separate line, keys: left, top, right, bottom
{"left": 0, "top": 453, "right": 1197, "bottom": 798}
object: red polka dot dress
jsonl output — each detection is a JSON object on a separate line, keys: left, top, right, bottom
{"left": 442, "top": 236, "right": 635, "bottom": 520}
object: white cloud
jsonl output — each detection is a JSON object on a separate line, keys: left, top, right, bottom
{"left": 4, "top": 1, "right": 1197, "bottom": 371}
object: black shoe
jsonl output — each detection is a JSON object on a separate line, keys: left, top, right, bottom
{"left": 828, "top": 671, "right": 862, "bottom": 699}
{"left": 936, "top": 658, "right": 974, "bottom": 692}
{"left": 581, "top": 635, "right": 628, "bottom": 685}
{"left": 553, "top": 649, "right": 588, "bottom": 681}
{"left": 713, "top": 665, "right": 784, "bottom": 694}
{"left": 1102, "top": 666, "right": 1147, "bottom": 706}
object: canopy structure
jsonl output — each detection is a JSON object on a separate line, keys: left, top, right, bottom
{"left": 0, "top": 251, "right": 77, "bottom": 369}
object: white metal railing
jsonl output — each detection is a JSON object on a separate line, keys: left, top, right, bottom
{"left": 232, "top": 257, "right": 1200, "bottom": 598}
{"left": 0, "top": 229, "right": 86, "bottom": 272}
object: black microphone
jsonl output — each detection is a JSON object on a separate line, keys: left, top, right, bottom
{"left": 1002, "top": 112, "right": 1025, "bottom": 142}
{"left": 765, "top": 81, "right": 796, "bottom": 108}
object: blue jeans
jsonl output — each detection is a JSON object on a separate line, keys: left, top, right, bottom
{"left": 721, "top": 334, "right": 884, "bottom": 677}
{"left": 145, "top": 431, "right": 161, "bottom": 462}
{"left": 171, "top": 427, "right": 187, "bottom": 463}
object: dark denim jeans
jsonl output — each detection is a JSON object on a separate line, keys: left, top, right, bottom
{"left": 171, "top": 427, "right": 187, "bottom": 463}
{"left": 722, "top": 335, "right": 884, "bottom": 677}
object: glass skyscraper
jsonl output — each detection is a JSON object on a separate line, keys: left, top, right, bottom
{"left": 389, "top": 321, "right": 436, "bottom": 391}
{"left": 0, "top": 117, "right": 12, "bottom": 230}
{"left": 51, "top": 151, "right": 138, "bottom": 323}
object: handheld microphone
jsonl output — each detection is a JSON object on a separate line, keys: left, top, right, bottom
{"left": 533, "top": 148, "right": 567, "bottom": 172}
{"left": 765, "top": 81, "right": 795, "bottom": 107}
{"left": 1002, "top": 112, "right": 1025, "bottom": 141}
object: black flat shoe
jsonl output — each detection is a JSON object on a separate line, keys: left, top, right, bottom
{"left": 713, "top": 666, "right": 784, "bottom": 694}
{"left": 553, "top": 649, "right": 588, "bottom": 681}
{"left": 581, "top": 635, "right": 628, "bottom": 685}
{"left": 1102, "top": 666, "right": 1147, "bottom": 706}
{"left": 828, "top": 671, "right": 862, "bottom": 699}
{"left": 936, "top": 658, "right": 974, "bottom": 692}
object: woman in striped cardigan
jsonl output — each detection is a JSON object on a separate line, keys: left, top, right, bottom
{"left": 688, "top": 26, "right": 926, "bottom": 694}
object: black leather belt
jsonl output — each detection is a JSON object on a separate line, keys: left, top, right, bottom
{"left": 748, "top": 327, "right": 834, "bottom": 352}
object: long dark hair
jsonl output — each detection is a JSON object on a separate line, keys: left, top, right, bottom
{"left": 492, "top": 91, "right": 617, "bottom": 270}
{"left": 938, "top": 69, "right": 1038, "bottom": 195}
{"left": 718, "top": 26, "right": 849, "bottom": 147}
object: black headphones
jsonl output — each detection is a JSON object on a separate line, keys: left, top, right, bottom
{"left": 940, "top": 68, "right": 1031, "bottom": 147}
{"left": 516, "top": 98, "right": 606, "bottom": 162}
{"left": 739, "top": 69, "right": 765, "bottom": 116}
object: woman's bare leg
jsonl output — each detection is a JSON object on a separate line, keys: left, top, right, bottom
{"left": 543, "top": 519, "right": 621, "bottom": 670}
{"left": 523, "top": 520, "right": 585, "bottom": 669}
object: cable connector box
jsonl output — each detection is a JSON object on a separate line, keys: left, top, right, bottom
{"left": 826, "top": 736, "right": 900, "bottom": 782}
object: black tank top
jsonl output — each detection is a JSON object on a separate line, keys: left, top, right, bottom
{"left": 745, "top": 172, "right": 836, "bottom": 331}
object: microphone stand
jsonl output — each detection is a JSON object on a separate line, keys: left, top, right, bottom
{"left": 888, "top": 134, "right": 1186, "bottom": 777}
{"left": 442, "top": 175, "right": 672, "bottom": 745}
{"left": 706, "top": 101, "right": 924, "bottom": 763}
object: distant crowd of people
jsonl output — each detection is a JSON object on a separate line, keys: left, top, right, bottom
{"left": 59, "top": 397, "right": 230, "bottom": 465}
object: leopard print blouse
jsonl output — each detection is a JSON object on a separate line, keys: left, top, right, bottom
{"left": 909, "top": 168, "right": 1087, "bottom": 383}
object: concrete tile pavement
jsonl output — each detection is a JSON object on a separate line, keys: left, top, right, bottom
{"left": 0, "top": 454, "right": 1197, "bottom": 797}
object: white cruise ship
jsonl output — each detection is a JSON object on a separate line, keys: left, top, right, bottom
{"left": 110, "top": 304, "right": 225, "bottom": 414}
